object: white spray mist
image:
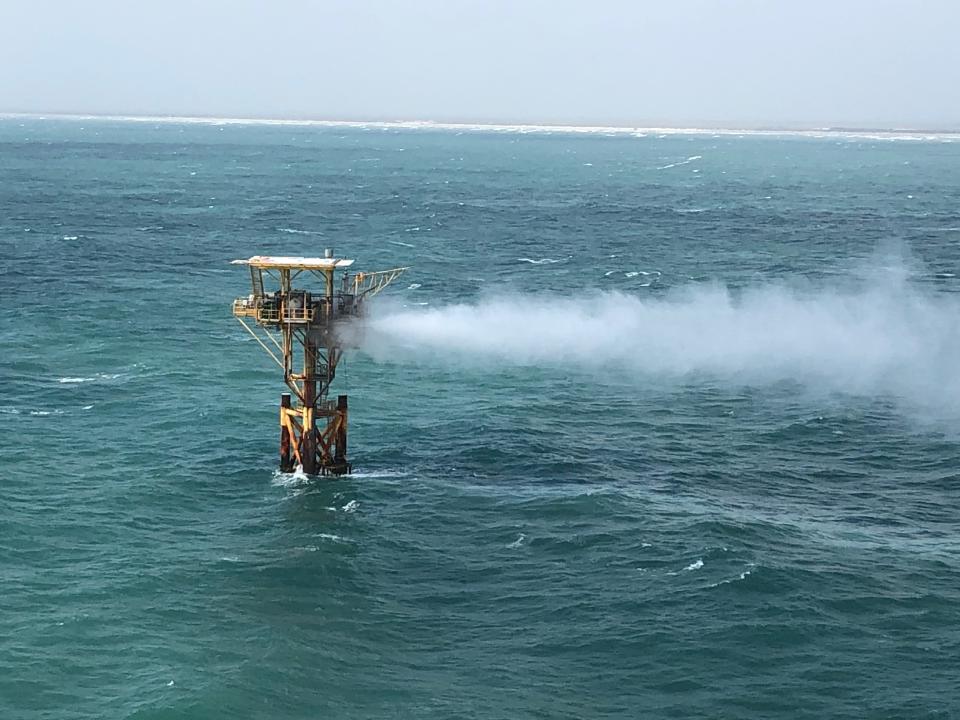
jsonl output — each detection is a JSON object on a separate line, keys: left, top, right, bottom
{"left": 356, "top": 261, "right": 960, "bottom": 414}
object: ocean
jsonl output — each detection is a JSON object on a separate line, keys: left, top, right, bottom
{"left": 2, "top": 116, "right": 959, "bottom": 719}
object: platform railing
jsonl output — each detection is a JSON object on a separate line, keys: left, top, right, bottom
{"left": 282, "top": 305, "right": 315, "bottom": 323}
{"left": 234, "top": 292, "right": 366, "bottom": 326}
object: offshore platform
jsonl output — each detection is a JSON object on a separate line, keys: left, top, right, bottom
{"left": 231, "top": 252, "right": 407, "bottom": 476}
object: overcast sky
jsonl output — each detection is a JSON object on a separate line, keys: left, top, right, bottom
{"left": 1, "top": 0, "right": 957, "bottom": 128}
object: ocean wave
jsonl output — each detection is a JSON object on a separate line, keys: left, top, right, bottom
{"left": 271, "top": 466, "right": 310, "bottom": 488}
{"left": 709, "top": 564, "right": 757, "bottom": 587}
{"left": 657, "top": 155, "right": 702, "bottom": 170}
{"left": 607, "top": 270, "right": 661, "bottom": 280}
{"left": 58, "top": 373, "right": 122, "bottom": 384}
{"left": 347, "top": 469, "right": 410, "bottom": 480}
{"left": 277, "top": 227, "right": 323, "bottom": 236}
{"left": 9, "top": 113, "right": 959, "bottom": 142}
{"left": 507, "top": 533, "right": 526, "bottom": 548}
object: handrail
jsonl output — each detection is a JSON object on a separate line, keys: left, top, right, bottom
{"left": 282, "top": 306, "right": 314, "bottom": 322}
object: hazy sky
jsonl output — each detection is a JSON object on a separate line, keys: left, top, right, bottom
{"left": 1, "top": 0, "right": 958, "bottom": 128}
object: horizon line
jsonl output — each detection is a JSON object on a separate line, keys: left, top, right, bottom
{"left": 2, "top": 111, "right": 960, "bottom": 140}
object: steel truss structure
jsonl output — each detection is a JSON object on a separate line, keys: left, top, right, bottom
{"left": 231, "top": 253, "right": 407, "bottom": 475}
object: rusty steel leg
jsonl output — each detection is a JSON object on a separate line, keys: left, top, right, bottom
{"left": 279, "top": 393, "right": 293, "bottom": 473}
{"left": 301, "top": 421, "right": 318, "bottom": 474}
{"left": 301, "top": 340, "right": 318, "bottom": 475}
{"left": 334, "top": 394, "right": 349, "bottom": 473}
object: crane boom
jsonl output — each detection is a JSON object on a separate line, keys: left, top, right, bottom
{"left": 352, "top": 267, "right": 410, "bottom": 299}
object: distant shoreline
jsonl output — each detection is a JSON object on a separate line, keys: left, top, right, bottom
{"left": 2, "top": 111, "right": 958, "bottom": 141}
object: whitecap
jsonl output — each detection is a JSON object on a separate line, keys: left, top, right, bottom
{"left": 518, "top": 258, "right": 561, "bottom": 265}
{"left": 684, "top": 559, "right": 704, "bottom": 571}
{"left": 389, "top": 240, "right": 415, "bottom": 248}
{"left": 341, "top": 499, "right": 358, "bottom": 513}
{"left": 625, "top": 271, "right": 639, "bottom": 278}
{"left": 0, "top": 406, "right": 20, "bottom": 415}
{"left": 81, "top": 405, "right": 94, "bottom": 410}
{"left": 271, "top": 465, "right": 310, "bottom": 488}
{"left": 407, "top": 283, "right": 422, "bottom": 290}
{"left": 17, "top": 113, "right": 957, "bottom": 142}
{"left": 62, "top": 235, "right": 79, "bottom": 240}
{"left": 657, "top": 155, "right": 703, "bottom": 170}
{"left": 709, "top": 564, "right": 755, "bottom": 587}
{"left": 278, "top": 227, "right": 322, "bottom": 236}
{"left": 507, "top": 533, "right": 526, "bottom": 548}
{"left": 58, "top": 373, "right": 121, "bottom": 384}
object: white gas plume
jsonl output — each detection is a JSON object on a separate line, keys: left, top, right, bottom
{"left": 357, "top": 265, "right": 960, "bottom": 412}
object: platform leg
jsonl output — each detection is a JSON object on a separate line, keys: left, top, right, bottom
{"left": 334, "top": 394, "right": 349, "bottom": 473}
{"left": 301, "top": 340, "right": 318, "bottom": 475}
{"left": 279, "top": 393, "right": 293, "bottom": 472}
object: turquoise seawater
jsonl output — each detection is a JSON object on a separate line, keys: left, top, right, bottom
{"left": 2, "top": 118, "right": 960, "bottom": 719}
